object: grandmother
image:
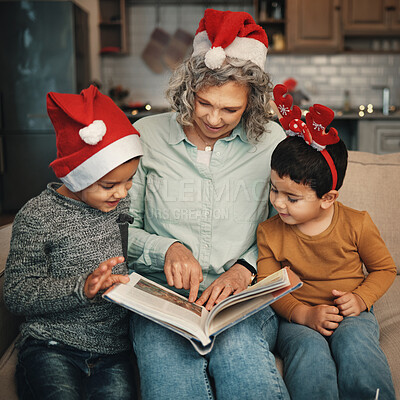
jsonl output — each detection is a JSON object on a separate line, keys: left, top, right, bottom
{"left": 127, "top": 9, "right": 289, "bottom": 400}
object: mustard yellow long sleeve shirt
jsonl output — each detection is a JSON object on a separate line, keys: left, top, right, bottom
{"left": 257, "top": 201, "right": 396, "bottom": 321}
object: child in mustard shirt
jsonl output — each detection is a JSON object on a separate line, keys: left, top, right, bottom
{"left": 257, "top": 84, "right": 396, "bottom": 400}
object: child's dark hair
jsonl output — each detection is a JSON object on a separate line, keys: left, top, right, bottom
{"left": 271, "top": 136, "right": 348, "bottom": 198}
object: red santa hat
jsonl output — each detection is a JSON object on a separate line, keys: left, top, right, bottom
{"left": 192, "top": 9, "right": 268, "bottom": 70}
{"left": 47, "top": 85, "right": 143, "bottom": 192}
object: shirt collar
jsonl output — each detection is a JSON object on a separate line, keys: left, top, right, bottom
{"left": 168, "top": 113, "right": 249, "bottom": 146}
{"left": 168, "top": 113, "right": 186, "bottom": 145}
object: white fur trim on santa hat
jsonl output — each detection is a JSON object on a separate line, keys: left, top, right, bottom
{"left": 192, "top": 31, "right": 268, "bottom": 70}
{"left": 192, "top": 31, "right": 212, "bottom": 56}
{"left": 60, "top": 134, "right": 143, "bottom": 192}
{"left": 79, "top": 120, "right": 106, "bottom": 145}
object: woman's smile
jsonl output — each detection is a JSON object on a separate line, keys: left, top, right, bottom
{"left": 203, "top": 121, "right": 225, "bottom": 132}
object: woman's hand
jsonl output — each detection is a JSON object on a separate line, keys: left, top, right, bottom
{"left": 84, "top": 256, "right": 129, "bottom": 299}
{"left": 164, "top": 243, "right": 203, "bottom": 303}
{"left": 332, "top": 289, "right": 367, "bottom": 317}
{"left": 195, "top": 264, "right": 252, "bottom": 311}
{"left": 291, "top": 303, "right": 343, "bottom": 336}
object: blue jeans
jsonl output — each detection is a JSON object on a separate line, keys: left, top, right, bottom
{"left": 277, "top": 310, "right": 396, "bottom": 400}
{"left": 16, "top": 338, "right": 137, "bottom": 400}
{"left": 130, "top": 306, "right": 289, "bottom": 400}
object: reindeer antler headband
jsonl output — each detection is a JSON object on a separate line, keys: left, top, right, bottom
{"left": 272, "top": 84, "right": 340, "bottom": 191}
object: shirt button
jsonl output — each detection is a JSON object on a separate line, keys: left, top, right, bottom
{"left": 216, "top": 152, "right": 221, "bottom": 156}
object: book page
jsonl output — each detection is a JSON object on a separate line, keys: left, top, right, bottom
{"left": 104, "top": 273, "right": 211, "bottom": 345}
{"left": 207, "top": 268, "right": 289, "bottom": 318}
{"left": 207, "top": 292, "right": 276, "bottom": 335}
{"left": 205, "top": 268, "right": 302, "bottom": 337}
{"left": 104, "top": 268, "right": 302, "bottom": 353}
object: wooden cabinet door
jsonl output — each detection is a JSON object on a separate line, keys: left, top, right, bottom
{"left": 389, "top": 0, "right": 400, "bottom": 31}
{"left": 342, "top": 0, "right": 392, "bottom": 33}
{"left": 99, "top": 0, "right": 128, "bottom": 54}
{"left": 286, "top": 0, "right": 342, "bottom": 52}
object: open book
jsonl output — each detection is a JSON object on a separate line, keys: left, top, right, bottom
{"left": 103, "top": 267, "right": 302, "bottom": 355}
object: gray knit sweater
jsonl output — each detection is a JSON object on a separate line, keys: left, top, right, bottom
{"left": 4, "top": 183, "right": 132, "bottom": 354}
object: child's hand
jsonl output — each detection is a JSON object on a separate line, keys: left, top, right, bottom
{"left": 84, "top": 256, "right": 129, "bottom": 299}
{"left": 332, "top": 290, "right": 367, "bottom": 317}
{"left": 292, "top": 304, "right": 343, "bottom": 336}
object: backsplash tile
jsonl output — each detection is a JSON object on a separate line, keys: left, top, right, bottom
{"left": 100, "top": 5, "right": 400, "bottom": 110}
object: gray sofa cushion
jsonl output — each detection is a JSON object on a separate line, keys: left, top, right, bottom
{"left": 340, "top": 151, "right": 400, "bottom": 273}
{"left": 374, "top": 278, "right": 400, "bottom": 394}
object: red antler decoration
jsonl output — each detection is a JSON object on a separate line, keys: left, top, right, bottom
{"left": 273, "top": 84, "right": 302, "bottom": 131}
{"left": 305, "top": 104, "right": 339, "bottom": 149}
{"left": 272, "top": 83, "right": 341, "bottom": 191}
{"left": 272, "top": 84, "right": 340, "bottom": 151}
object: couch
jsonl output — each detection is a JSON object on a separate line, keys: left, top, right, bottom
{"left": 1, "top": 150, "right": 399, "bottom": 399}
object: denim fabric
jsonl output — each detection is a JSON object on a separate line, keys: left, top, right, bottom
{"left": 130, "top": 307, "right": 289, "bottom": 400}
{"left": 277, "top": 310, "right": 395, "bottom": 400}
{"left": 16, "top": 338, "right": 137, "bottom": 400}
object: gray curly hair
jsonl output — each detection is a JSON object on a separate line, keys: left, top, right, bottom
{"left": 165, "top": 54, "right": 274, "bottom": 142}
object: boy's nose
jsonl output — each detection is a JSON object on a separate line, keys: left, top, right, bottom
{"left": 273, "top": 196, "right": 286, "bottom": 211}
{"left": 114, "top": 185, "right": 128, "bottom": 199}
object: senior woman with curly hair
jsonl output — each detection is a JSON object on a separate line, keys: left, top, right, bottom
{"left": 127, "top": 9, "right": 289, "bottom": 400}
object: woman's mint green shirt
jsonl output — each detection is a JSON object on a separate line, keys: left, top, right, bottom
{"left": 128, "top": 112, "right": 285, "bottom": 293}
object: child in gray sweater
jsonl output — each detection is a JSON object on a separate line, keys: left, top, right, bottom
{"left": 4, "top": 85, "right": 143, "bottom": 399}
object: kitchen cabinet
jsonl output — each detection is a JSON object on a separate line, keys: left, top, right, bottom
{"left": 255, "top": 0, "right": 343, "bottom": 53}
{"left": 358, "top": 120, "right": 400, "bottom": 154}
{"left": 343, "top": 0, "right": 400, "bottom": 35}
{"left": 286, "top": 0, "right": 342, "bottom": 52}
{"left": 254, "top": 0, "right": 286, "bottom": 52}
{"left": 330, "top": 119, "right": 358, "bottom": 151}
{"left": 99, "top": 0, "right": 128, "bottom": 55}
{"left": 255, "top": 0, "right": 400, "bottom": 53}
{"left": 392, "top": 2, "right": 400, "bottom": 30}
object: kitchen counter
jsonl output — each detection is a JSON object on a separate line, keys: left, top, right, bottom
{"left": 330, "top": 109, "right": 400, "bottom": 154}
{"left": 288, "top": 108, "right": 400, "bottom": 152}
{"left": 125, "top": 107, "right": 399, "bottom": 154}
{"left": 124, "top": 107, "right": 170, "bottom": 123}
{"left": 334, "top": 110, "right": 400, "bottom": 120}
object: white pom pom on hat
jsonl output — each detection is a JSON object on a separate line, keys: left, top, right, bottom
{"left": 79, "top": 120, "right": 107, "bottom": 145}
{"left": 204, "top": 46, "right": 226, "bottom": 69}
{"left": 47, "top": 85, "right": 143, "bottom": 192}
{"left": 192, "top": 9, "right": 268, "bottom": 70}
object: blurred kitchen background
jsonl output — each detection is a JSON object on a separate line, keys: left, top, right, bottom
{"left": 1, "top": 0, "right": 400, "bottom": 219}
